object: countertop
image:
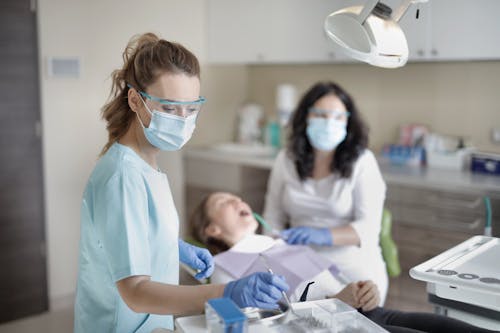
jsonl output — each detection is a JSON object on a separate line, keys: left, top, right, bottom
{"left": 184, "top": 148, "right": 500, "bottom": 194}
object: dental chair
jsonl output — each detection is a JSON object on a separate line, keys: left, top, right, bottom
{"left": 380, "top": 208, "right": 401, "bottom": 277}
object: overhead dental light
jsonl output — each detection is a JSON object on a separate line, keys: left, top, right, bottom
{"left": 324, "top": 0, "right": 429, "bottom": 68}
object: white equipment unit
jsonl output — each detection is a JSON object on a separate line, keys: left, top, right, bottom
{"left": 410, "top": 236, "right": 500, "bottom": 330}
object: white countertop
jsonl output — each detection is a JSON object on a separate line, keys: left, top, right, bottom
{"left": 184, "top": 147, "right": 500, "bottom": 194}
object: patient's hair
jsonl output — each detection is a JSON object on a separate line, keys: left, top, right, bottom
{"left": 189, "top": 194, "right": 231, "bottom": 255}
{"left": 189, "top": 193, "right": 263, "bottom": 255}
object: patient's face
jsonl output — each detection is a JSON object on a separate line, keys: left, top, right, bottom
{"left": 205, "top": 192, "right": 259, "bottom": 246}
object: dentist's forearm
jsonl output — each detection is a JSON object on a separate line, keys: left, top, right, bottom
{"left": 117, "top": 276, "right": 225, "bottom": 316}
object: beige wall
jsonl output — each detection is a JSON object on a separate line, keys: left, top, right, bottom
{"left": 247, "top": 61, "right": 500, "bottom": 153}
{"left": 189, "top": 65, "right": 249, "bottom": 146}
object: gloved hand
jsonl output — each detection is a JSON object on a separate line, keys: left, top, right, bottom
{"left": 178, "top": 239, "right": 214, "bottom": 280}
{"left": 223, "top": 272, "right": 289, "bottom": 309}
{"left": 281, "top": 226, "right": 333, "bottom": 246}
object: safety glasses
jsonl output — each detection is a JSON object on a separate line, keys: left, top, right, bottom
{"left": 308, "top": 107, "right": 350, "bottom": 121}
{"left": 127, "top": 84, "right": 206, "bottom": 117}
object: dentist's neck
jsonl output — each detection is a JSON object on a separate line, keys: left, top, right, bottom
{"left": 312, "top": 149, "right": 335, "bottom": 179}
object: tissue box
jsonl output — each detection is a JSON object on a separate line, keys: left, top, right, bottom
{"left": 426, "top": 148, "right": 473, "bottom": 171}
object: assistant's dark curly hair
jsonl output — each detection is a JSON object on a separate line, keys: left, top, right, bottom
{"left": 288, "top": 81, "right": 368, "bottom": 180}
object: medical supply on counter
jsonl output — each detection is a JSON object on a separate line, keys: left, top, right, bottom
{"left": 205, "top": 298, "right": 248, "bottom": 333}
{"left": 264, "top": 121, "right": 281, "bottom": 149}
{"left": 425, "top": 133, "right": 476, "bottom": 170}
{"left": 399, "top": 124, "right": 429, "bottom": 146}
{"left": 471, "top": 152, "right": 500, "bottom": 176}
{"left": 381, "top": 144, "right": 425, "bottom": 166}
{"left": 276, "top": 84, "right": 296, "bottom": 127}
{"left": 237, "top": 103, "right": 264, "bottom": 145}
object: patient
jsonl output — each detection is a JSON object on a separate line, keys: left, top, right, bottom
{"left": 190, "top": 192, "right": 498, "bottom": 333}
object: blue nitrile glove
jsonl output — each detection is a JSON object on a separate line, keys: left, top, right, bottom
{"left": 223, "top": 272, "right": 289, "bottom": 309}
{"left": 281, "top": 226, "right": 333, "bottom": 246}
{"left": 178, "top": 239, "right": 214, "bottom": 280}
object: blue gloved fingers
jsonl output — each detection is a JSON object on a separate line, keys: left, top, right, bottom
{"left": 280, "top": 229, "right": 293, "bottom": 240}
{"left": 285, "top": 228, "right": 306, "bottom": 245}
{"left": 281, "top": 227, "right": 333, "bottom": 246}
{"left": 294, "top": 232, "right": 310, "bottom": 245}
{"left": 254, "top": 287, "right": 281, "bottom": 304}
{"left": 194, "top": 248, "right": 214, "bottom": 279}
{"left": 224, "top": 272, "right": 289, "bottom": 309}
{"left": 260, "top": 272, "right": 290, "bottom": 292}
{"left": 255, "top": 279, "right": 284, "bottom": 301}
{"left": 223, "top": 280, "right": 237, "bottom": 299}
{"left": 179, "top": 240, "right": 215, "bottom": 279}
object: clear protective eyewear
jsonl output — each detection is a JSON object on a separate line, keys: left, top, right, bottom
{"left": 127, "top": 83, "right": 206, "bottom": 117}
{"left": 308, "top": 107, "right": 350, "bottom": 121}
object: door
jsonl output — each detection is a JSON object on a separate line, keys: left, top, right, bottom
{"left": 0, "top": 0, "right": 48, "bottom": 323}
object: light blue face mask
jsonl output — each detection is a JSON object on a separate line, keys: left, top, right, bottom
{"left": 306, "top": 117, "right": 347, "bottom": 151}
{"left": 138, "top": 98, "right": 197, "bottom": 151}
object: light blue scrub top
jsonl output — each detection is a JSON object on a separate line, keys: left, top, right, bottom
{"left": 74, "top": 143, "right": 179, "bottom": 333}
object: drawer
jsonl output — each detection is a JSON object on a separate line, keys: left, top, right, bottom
{"left": 387, "top": 202, "right": 484, "bottom": 233}
{"left": 386, "top": 185, "right": 484, "bottom": 213}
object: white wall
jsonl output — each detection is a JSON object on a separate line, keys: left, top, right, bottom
{"left": 37, "top": 0, "right": 208, "bottom": 308}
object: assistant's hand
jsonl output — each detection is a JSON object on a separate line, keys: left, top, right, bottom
{"left": 333, "top": 282, "right": 361, "bottom": 308}
{"left": 281, "top": 226, "right": 333, "bottom": 246}
{"left": 178, "top": 240, "right": 214, "bottom": 280}
{"left": 223, "top": 272, "right": 289, "bottom": 309}
{"left": 356, "top": 280, "right": 380, "bottom": 312}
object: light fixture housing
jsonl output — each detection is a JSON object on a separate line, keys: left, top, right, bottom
{"left": 324, "top": 0, "right": 428, "bottom": 68}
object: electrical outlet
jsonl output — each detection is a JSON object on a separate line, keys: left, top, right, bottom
{"left": 492, "top": 128, "right": 500, "bottom": 144}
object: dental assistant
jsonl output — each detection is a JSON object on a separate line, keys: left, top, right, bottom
{"left": 74, "top": 33, "right": 288, "bottom": 333}
{"left": 263, "top": 81, "right": 389, "bottom": 304}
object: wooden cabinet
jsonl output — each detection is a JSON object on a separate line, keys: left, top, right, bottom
{"left": 207, "top": 0, "right": 500, "bottom": 64}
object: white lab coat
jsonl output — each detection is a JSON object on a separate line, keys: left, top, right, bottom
{"left": 263, "top": 149, "right": 389, "bottom": 304}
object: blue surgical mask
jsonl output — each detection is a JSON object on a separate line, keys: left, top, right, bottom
{"left": 138, "top": 99, "right": 197, "bottom": 151}
{"left": 306, "top": 118, "right": 347, "bottom": 151}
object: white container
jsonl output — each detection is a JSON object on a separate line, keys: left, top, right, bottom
{"left": 426, "top": 148, "right": 474, "bottom": 171}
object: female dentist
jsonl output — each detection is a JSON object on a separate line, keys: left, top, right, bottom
{"left": 74, "top": 33, "right": 288, "bottom": 333}
{"left": 263, "top": 81, "right": 388, "bottom": 304}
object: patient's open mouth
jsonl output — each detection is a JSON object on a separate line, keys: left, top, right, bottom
{"left": 239, "top": 210, "right": 250, "bottom": 217}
